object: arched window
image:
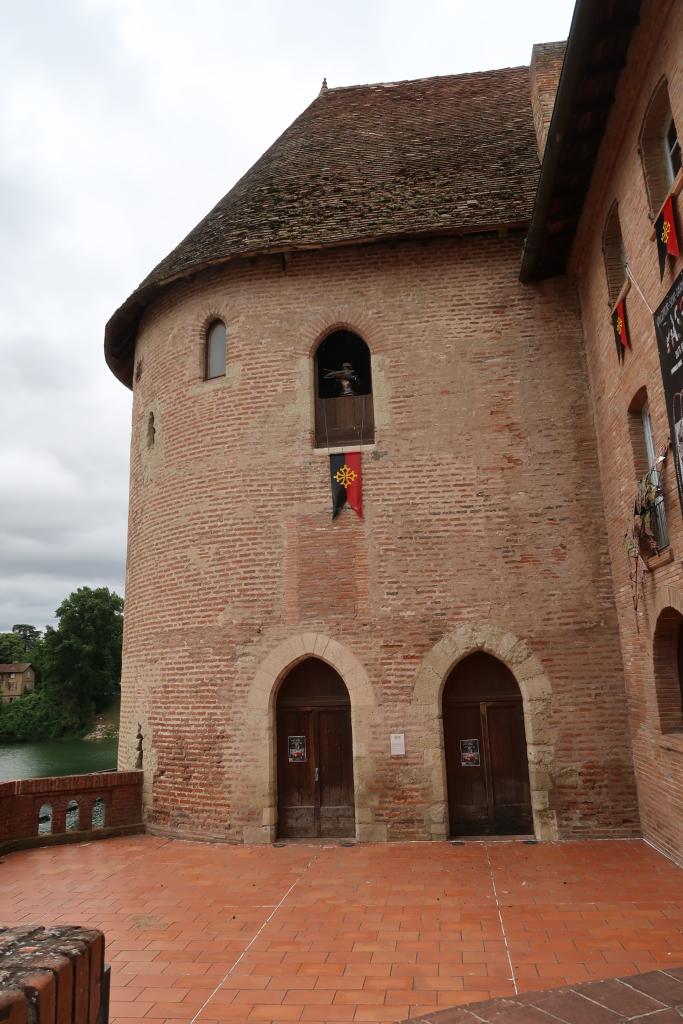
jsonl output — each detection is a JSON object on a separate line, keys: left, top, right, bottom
{"left": 205, "top": 320, "right": 227, "bottom": 379}
{"left": 314, "top": 330, "right": 374, "bottom": 448}
{"left": 37, "top": 803, "right": 52, "bottom": 835}
{"left": 628, "top": 389, "right": 668, "bottom": 554}
{"left": 92, "top": 797, "right": 105, "bottom": 830}
{"left": 639, "top": 79, "right": 681, "bottom": 215}
{"left": 65, "top": 800, "right": 79, "bottom": 831}
{"left": 146, "top": 412, "right": 156, "bottom": 449}
{"left": 603, "top": 202, "right": 626, "bottom": 305}
{"left": 653, "top": 607, "right": 683, "bottom": 733}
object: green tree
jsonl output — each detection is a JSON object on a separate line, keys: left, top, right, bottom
{"left": 12, "top": 624, "right": 42, "bottom": 655}
{"left": 0, "top": 631, "right": 24, "bottom": 663}
{"left": 0, "top": 690, "right": 69, "bottom": 742}
{"left": 42, "top": 587, "right": 124, "bottom": 717}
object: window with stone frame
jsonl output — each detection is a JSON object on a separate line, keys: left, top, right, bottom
{"left": 313, "top": 330, "right": 374, "bottom": 448}
{"left": 639, "top": 78, "right": 681, "bottom": 216}
{"left": 628, "top": 389, "right": 669, "bottom": 555}
{"left": 641, "top": 400, "right": 669, "bottom": 551}
{"left": 205, "top": 319, "right": 227, "bottom": 380}
{"left": 602, "top": 202, "right": 627, "bottom": 305}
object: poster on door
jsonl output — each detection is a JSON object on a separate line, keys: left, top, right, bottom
{"left": 654, "top": 269, "right": 683, "bottom": 514}
{"left": 288, "top": 735, "right": 307, "bottom": 763}
{"left": 460, "top": 738, "right": 480, "bottom": 766}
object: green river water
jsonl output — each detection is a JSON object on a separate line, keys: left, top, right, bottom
{"left": 0, "top": 738, "right": 118, "bottom": 781}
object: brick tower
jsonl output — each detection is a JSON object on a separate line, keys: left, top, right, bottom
{"left": 105, "top": 59, "right": 639, "bottom": 844}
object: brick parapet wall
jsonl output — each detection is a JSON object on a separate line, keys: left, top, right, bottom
{"left": 569, "top": 0, "right": 683, "bottom": 863}
{"left": 0, "top": 926, "right": 106, "bottom": 1024}
{"left": 0, "top": 772, "right": 143, "bottom": 853}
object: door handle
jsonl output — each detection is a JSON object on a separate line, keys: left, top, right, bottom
{"left": 315, "top": 767, "right": 319, "bottom": 783}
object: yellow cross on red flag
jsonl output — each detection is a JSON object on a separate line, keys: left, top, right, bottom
{"left": 611, "top": 298, "right": 630, "bottom": 363}
{"left": 655, "top": 195, "right": 680, "bottom": 281}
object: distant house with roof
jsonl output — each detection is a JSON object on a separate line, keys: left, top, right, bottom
{"left": 0, "top": 664, "right": 38, "bottom": 705}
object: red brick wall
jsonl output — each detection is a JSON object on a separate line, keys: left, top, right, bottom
{"left": 118, "top": 227, "right": 639, "bottom": 843}
{"left": 529, "top": 41, "right": 566, "bottom": 158}
{"left": 0, "top": 926, "right": 105, "bottom": 1024}
{"left": 0, "top": 772, "right": 143, "bottom": 850}
{"left": 570, "top": 0, "right": 683, "bottom": 863}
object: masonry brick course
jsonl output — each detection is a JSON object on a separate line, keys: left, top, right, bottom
{"left": 0, "top": 926, "right": 105, "bottom": 1024}
{"left": 117, "top": 228, "right": 638, "bottom": 843}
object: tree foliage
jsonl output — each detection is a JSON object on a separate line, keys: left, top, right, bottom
{"left": 0, "top": 586, "right": 123, "bottom": 740}
{"left": 0, "top": 690, "right": 78, "bottom": 743}
{"left": 0, "top": 632, "right": 25, "bottom": 664}
{"left": 12, "top": 624, "right": 43, "bottom": 654}
{"left": 41, "top": 587, "right": 124, "bottom": 715}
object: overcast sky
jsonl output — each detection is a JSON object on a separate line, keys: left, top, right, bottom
{"left": 0, "top": 0, "right": 575, "bottom": 632}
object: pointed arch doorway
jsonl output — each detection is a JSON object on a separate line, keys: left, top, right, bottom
{"left": 276, "top": 658, "right": 355, "bottom": 839}
{"left": 443, "top": 652, "right": 533, "bottom": 836}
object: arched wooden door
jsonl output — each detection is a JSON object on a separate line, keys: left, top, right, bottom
{"left": 277, "top": 659, "right": 355, "bottom": 839}
{"left": 443, "top": 652, "right": 533, "bottom": 836}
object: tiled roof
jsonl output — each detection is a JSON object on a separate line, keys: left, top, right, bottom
{"left": 105, "top": 66, "right": 540, "bottom": 386}
{"left": 0, "top": 664, "right": 31, "bottom": 674}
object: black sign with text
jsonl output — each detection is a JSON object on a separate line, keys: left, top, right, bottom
{"left": 654, "top": 270, "right": 683, "bottom": 515}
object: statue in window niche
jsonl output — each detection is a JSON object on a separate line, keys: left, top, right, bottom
{"left": 134, "top": 723, "right": 143, "bottom": 770}
{"left": 324, "top": 362, "right": 359, "bottom": 396}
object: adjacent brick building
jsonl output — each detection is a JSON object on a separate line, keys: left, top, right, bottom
{"left": 521, "top": 0, "right": 683, "bottom": 865}
{"left": 0, "top": 664, "right": 37, "bottom": 705}
{"left": 105, "top": 0, "right": 682, "bottom": 857}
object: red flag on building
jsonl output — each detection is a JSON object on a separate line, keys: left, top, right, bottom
{"left": 611, "top": 299, "right": 630, "bottom": 363}
{"left": 330, "top": 452, "right": 362, "bottom": 518}
{"left": 655, "top": 196, "right": 681, "bottom": 281}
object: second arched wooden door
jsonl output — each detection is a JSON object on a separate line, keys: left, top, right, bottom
{"left": 443, "top": 653, "right": 533, "bottom": 836}
{"left": 277, "top": 658, "right": 355, "bottom": 839}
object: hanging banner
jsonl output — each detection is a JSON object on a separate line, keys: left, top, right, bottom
{"left": 655, "top": 196, "right": 681, "bottom": 281}
{"left": 654, "top": 269, "right": 683, "bottom": 515}
{"left": 330, "top": 452, "right": 363, "bottom": 518}
{"left": 611, "top": 298, "right": 630, "bottom": 362}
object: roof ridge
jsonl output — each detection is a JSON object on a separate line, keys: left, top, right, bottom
{"left": 323, "top": 64, "right": 531, "bottom": 94}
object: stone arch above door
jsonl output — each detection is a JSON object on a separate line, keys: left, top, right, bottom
{"left": 413, "top": 624, "right": 558, "bottom": 841}
{"left": 243, "top": 633, "right": 381, "bottom": 844}
{"left": 249, "top": 633, "right": 376, "bottom": 712}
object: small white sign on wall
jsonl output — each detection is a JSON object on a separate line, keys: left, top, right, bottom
{"left": 390, "top": 732, "right": 406, "bottom": 757}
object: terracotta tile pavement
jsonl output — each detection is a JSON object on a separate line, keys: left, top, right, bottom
{"left": 1, "top": 836, "right": 683, "bottom": 1023}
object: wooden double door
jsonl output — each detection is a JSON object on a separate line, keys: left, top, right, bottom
{"left": 277, "top": 659, "right": 355, "bottom": 839}
{"left": 443, "top": 653, "right": 533, "bottom": 836}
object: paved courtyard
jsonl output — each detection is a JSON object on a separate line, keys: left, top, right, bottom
{"left": 1, "top": 836, "right": 683, "bottom": 1023}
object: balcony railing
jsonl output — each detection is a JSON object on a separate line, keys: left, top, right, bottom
{"left": 315, "top": 395, "right": 374, "bottom": 448}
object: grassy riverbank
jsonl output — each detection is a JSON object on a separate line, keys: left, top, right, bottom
{"left": 82, "top": 697, "right": 120, "bottom": 740}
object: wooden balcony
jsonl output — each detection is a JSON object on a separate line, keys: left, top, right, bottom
{"left": 314, "top": 395, "right": 374, "bottom": 448}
